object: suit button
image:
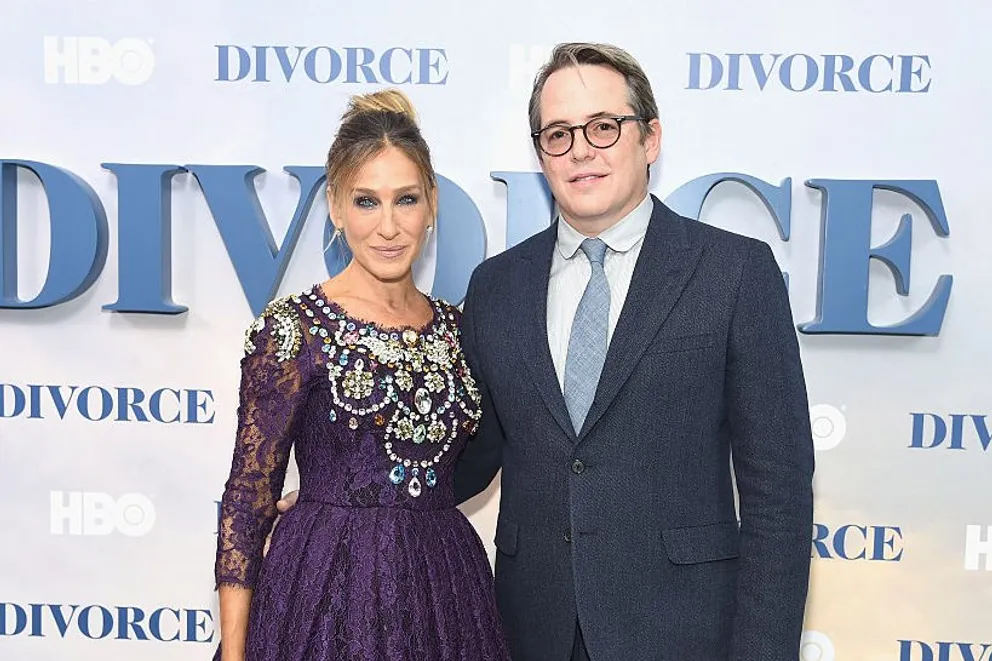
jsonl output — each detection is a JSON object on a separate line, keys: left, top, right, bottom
{"left": 571, "top": 459, "right": 585, "bottom": 474}
{"left": 564, "top": 528, "right": 572, "bottom": 543}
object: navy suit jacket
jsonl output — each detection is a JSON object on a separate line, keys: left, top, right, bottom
{"left": 454, "top": 196, "right": 814, "bottom": 661}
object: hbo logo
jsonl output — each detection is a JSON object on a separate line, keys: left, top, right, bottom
{"left": 809, "top": 404, "right": 847, "bottom": 451}
{"left": 50, "top": 491, "right": 156, "bottom": 536}
{"left": 43, "top": 37, "right": 155, "bottom": 85}
{"left": 800, "top": 631, "right": 835, "bottom": 661}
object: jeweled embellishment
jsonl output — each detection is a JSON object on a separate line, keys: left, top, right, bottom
{"left": 427, "top": 420, "right": 447, "bottom": 443}
{"left": 425, "top": 372, "right": 445, "bottom": 393}
{"left": 307, "top": 290, "right": 482, "bottom": 498}
{"left": 407, "top": 476, "right": 422, "bottom": 498}
{"left": 415, "top": 388, "right": 432, "bottom": 415}
{"left": 342, "top": 361, "right": 374, "bottom": 399}
{"left": 244, "top": 316, "right": 265, "bottom": 354}
{"left": 413, "top": 424, "right": 427, "bottom": 444}
{"left": 244, "top": 297, "right": 303, "bottom": 362}
{"left": 396, "top": 418, "right": 415, "bottom": 440}
{"left": 395, "top": 370, "right": 413, "bottom": 392}
{"left": 374, "top": 338, "right": 404, "bottom": 364}
{"left": 426, "top": 340, "right": 450, "bottom": 365}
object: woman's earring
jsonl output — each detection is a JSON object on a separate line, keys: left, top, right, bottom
{"left": 323, "top": 225, "right": 342, "bottom": 254}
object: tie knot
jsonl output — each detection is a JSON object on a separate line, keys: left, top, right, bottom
{"left": 580, "top": 238, "right": 608, "bottom": 266}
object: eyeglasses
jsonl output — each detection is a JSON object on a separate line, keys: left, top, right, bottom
{"left": 531, "top": 115, "right": 645, "bottom": 157}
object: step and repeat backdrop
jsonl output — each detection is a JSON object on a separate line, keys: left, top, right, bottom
{"left": 1, "top": 1, "right": 989, "bottom": 659}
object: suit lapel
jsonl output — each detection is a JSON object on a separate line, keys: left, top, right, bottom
{"left": 516, "top": 222, "right": 577, "bottom": 443}
{"left": 577, "top": 197, "right": 703, "bottom": 441}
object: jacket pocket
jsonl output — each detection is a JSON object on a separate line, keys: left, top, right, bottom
{"left": 644, "top": 332, "right": 715, "bottom": 354}
{"left": 494, "top": 517, "right": 519, "bottom": 556}
{"left": 662, "top": 521, "right": 740, "bottom": 564}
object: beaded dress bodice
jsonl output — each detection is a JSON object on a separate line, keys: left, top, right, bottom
{"left": 215, "top": 284, "right": 483, "bottom": 588}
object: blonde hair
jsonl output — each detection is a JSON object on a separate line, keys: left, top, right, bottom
{"left": 344, "top": 88, "right": 419, "bottom": 123}
{"left": 325, "top": 88, "right": 436, "bottom": 217}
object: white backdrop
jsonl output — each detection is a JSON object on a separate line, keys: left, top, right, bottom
{"left": 2, "top": 1, "right": 990, "bottom": 660}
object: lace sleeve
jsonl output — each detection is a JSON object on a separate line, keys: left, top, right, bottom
{"left": 214, "top": 297, "right": 309, "bottom": 590}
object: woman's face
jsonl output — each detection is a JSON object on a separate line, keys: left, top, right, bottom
{"left": 329, "top": 146, "right": 434, "bottom": 284}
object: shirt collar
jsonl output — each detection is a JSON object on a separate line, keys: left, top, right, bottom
{"left": 556, "top": 193, "right": 652, "bottom": 260}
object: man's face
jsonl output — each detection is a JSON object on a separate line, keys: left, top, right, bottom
{"left": 536, "top": 64, "right": 661, "bottom": 234}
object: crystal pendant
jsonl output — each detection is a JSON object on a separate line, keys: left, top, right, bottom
{"left": 389, "top": 464, "right": 405, "bottom": 485}
{"left": 425, "top": 468, "right": 437, "bottom": 488}
{"left": 328, "top": 410, "right": 337, "bottom": 422}
{"left": 413, "top": 424, "right": 427, "bottom": 444}
{"left": 407, "top": 476, "right": 422, "bottom": 498}
{"left": 415, "top": 388, "right": 432, "bottom": 415}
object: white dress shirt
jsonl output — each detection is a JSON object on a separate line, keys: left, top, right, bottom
{"left": 547, "top": 194, "right": 653, "bottom": 389}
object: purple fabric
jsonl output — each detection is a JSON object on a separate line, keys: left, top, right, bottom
{"left": 214, "top": 284, "right": 510, "bottom": 660}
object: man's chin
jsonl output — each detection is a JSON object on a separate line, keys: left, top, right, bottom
{"left": 560, "top": 202, "right": 611, "bottom": 225}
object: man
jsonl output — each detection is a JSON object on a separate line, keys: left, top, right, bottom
{"left": 452, "top": 42, "right": 814, "bottom": 661}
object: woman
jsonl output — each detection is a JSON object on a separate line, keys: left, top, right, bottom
{"left": 213, "top": 89, "right": 510, "bottom": 661}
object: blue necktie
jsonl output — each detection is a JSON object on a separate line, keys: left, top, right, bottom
{"left": 563, "top": 238, "right": 610, "bottom": 433}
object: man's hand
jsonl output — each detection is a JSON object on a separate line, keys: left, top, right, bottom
{"left": 277, "top": 490, "right": 299, "bottom": 513}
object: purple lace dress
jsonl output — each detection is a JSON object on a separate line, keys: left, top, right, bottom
{"left": 213, "top": 284, "right": 510, "bottom": 661}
